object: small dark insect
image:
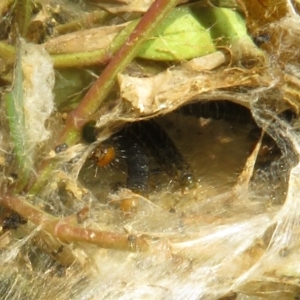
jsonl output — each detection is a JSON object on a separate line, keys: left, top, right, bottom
{"left": 2, "top": 212, "right": 27, "bottom": 230}
{"left": 55, "top": 143, "right": 68, "bottom": 153}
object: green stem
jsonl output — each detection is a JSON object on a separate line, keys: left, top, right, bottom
{"left": 15, "top": 0, "right": 32, "bottom": 38}
{"left": 52, "top": 50, "right": 107, "bottom": 68}
{"left": 0, "top": 42, "right": 107, "bottom": 69}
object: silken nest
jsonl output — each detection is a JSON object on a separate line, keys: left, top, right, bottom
{"left": 0, "top": 0, "right": 300, "bottom": 299}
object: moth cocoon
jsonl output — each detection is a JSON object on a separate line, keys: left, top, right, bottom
{"left": 21, "top": 41, "right": 55, "bottom": 149}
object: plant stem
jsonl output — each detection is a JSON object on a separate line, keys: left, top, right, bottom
{"left": 54, "top": 10, "right": 111, "bottom": 35}
{"left": 15, "top": 0, "right": 32, "bottom": 38}
{"left": 0, "top": 193, "right": 149, "bottom": 251}
{"left": 52, "top": 50, "right": 107, "bottom": 68}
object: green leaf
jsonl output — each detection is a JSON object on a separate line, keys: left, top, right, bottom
{"left": 138, "top": 6, "right": 249, "bottom": 61}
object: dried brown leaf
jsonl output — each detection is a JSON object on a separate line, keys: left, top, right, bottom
{"left": 118, "top": 60, "right": 272, "bottom": 115}
{"left": 44, "top": 23, "right": 126, "bottom": 54}
{"left": 242, "top": 0, "right": 293, "bottom": 34}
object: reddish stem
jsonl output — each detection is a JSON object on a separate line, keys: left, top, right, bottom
{"left": 0, "top": 194, "right": 149, "bottom": 251}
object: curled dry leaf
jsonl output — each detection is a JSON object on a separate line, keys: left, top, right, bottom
{"left": 118, "top": 58, "right": 272, "bottom": 115}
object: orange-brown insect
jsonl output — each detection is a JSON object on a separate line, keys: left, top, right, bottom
{"left": 90, "top": 145, "right": 116, "bottom": 167}
{"left": 82, "top": 121, "right": 116, "bottom": 167}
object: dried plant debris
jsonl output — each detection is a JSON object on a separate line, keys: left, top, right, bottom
{"left": 1, "top": 0, "right": 300, "bottom": 299}
{"left": 45, "top": 22, "right": 127, "bottom": 54}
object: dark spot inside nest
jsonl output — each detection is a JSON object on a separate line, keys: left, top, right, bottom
{"left": 2, "top": 212, "right": 27, "bottom": 230}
